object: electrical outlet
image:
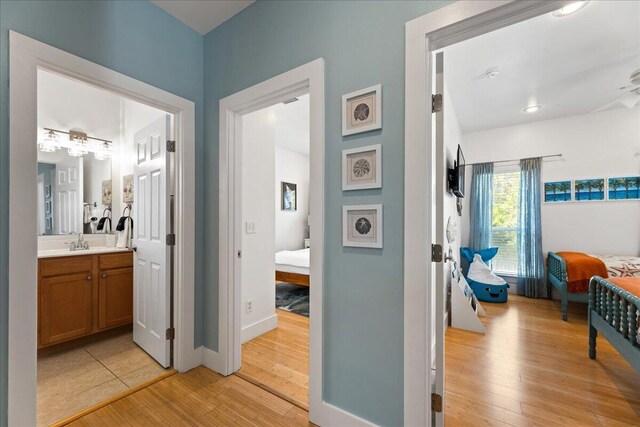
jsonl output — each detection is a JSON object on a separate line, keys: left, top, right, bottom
{"left": 246, "top": 300, "right": 253, "bottom": 313}
{"left": 246, "top": 221, "right": 257, "bottom": 234}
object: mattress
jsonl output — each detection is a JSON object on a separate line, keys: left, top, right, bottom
{"left": 589, "top": 255, "right": 640, "bottom": 279}
{"left": 275, "top": 248, "right": 310, "bottom": 275}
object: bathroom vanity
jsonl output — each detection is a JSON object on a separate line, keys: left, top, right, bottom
{"left": 38, "top": 249, "right": 133, "bottom": 348}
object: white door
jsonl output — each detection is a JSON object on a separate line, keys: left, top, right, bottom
{"left": 54, "top": 157, "right": 83, "bottom": 234}
{"left": 133, "top": 115, "right": 172, "bottom": 367}
{"left": 432, "top": 51, "right": 446, "bottom": 427}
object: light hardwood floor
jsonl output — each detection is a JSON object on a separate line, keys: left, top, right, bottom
{"left": 446, "top": 295, "right": 640, "bottom": 426}
{"left": 71, "top": 296, "right": 640, "bottom": 426}
{"left": 69, "top": 366, "right": 311, "bottom": 426}
{"left": 38, "top": 329, "right": 169, "bottom": 426}
{"left": 237, "top": 309, "right": 309, "bottom": 410}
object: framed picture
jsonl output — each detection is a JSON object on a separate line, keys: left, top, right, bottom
{"left": 342, "top": 84, "right": 382, "bottom": 136}
{"left": 343, "top": 204, "right": 383, "bottom": 248}
{"left": 45, "top": 200, "right": 52, "bottom": 214}
{"left": 45, "top": 217, "right": 52, "bottom": 230}
{"left": 123, "top": 174, "right": 134, "bottom": 203}
{"left": 544, "top": 180, "right": 572, "bottom": 203}
{"left": 45, "top": 185, "right": 51, "bottom": 198}
{"left": 574, "top": 178, "right": 605, "bottom": 201}
{"left": 102, "top": 179, "right": 112, "bottom": 205}
{"left": 342, "top": 144, "right": 382, "bottom": 190}
{"left": 608, "top": 176, "right": 640, "bottom": 200}
{"left": 281, "top": 182, "right": 297, "bottom": 211}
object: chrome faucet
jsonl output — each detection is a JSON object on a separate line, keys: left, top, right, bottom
{"left": 70, "top": 233, "right": 90, "bottom": 251}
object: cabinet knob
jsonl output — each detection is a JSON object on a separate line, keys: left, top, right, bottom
{"left": 101, "top": 274, "right": 108, "bottom": 278}
{"left": 86, "top": 276, "right": 92, "bottom": 281}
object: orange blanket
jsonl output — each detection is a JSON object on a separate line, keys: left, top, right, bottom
{"left": 557, "top": 251, "right": 608, "bottom": 293}
{"left": 609, "top": 277, "right": 640, "bottom": 298}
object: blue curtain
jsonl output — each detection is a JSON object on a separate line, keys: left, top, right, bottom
{"left": 517, "top": 157, "right": 545, "bottom": 297}
{"left": 469, "top": 163, "right": 494, "bottom": 250}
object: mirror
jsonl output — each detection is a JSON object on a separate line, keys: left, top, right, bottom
{"left": 37, "top": 150, "right": 113, "bottom": 235}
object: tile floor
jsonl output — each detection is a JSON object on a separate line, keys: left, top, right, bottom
{"left": 38, "top": 330, "right": 169, "bottom": 427}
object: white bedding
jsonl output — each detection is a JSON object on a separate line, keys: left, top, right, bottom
{"left": 275, "top": 248, "right": 310, "bottom": 275}
{"left": 589, "top": 254, "right": 640, "bottom": 278}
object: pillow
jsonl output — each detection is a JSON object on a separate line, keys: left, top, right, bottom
{"left": 460, "top": 247, "right": 499, "bottom": 264}
{"left": 466, "top": 254, "right": 509, "bottom": 303}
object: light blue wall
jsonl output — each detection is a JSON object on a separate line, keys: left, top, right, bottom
{"left": 203, "top": 1, "right": 451, "bottom": 425}
{"left": 0, "top": 2, "right": 204, "bottom": 425}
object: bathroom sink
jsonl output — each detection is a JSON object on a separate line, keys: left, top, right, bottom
{"left": 38, "top": 247, "right": 132, "bottom": 259}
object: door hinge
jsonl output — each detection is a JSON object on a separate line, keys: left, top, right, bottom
{"left": 165, "top": 327, "right": 175, "bottom": 340}
{"left": 431, "top": 393, "right": 443, "bottom": 413}
{"left": 431, "top": 243, "right": 443, "bottom": 263}
{"left": 432, "top": 94, "right": 443, "bottom": 113}
{"left": 167, "top": 140, "right": 176, "bottom": 153}
{"left": 166, "top": 234, "right": 176, "bottom": 246}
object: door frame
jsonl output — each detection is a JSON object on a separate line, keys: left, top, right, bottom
{"left": 218, "top": 59, "right": 327, "bottom": 424}
{"left": 8, "top": 31, "right": 198, "bottom": 426}
{"left": 403, "top": 1, "right": 575, "bottom": 425}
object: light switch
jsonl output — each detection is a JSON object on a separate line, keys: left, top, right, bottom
{"left": 246, "top": 221, "right": 257, "bottom": 234}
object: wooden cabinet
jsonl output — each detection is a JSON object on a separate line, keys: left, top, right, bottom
{"left": 38, "top": 251, "right": 133, "bottom": 348}
{"left": 98, "top": 267, "right": 133, "bottom": 330}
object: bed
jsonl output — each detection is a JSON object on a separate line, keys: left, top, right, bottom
{"left": 589, "top": 276, "right": 640, "bottom": 373}
{"left": 547, "top": 252, "right": 640, "bottom": 320}
{"left": 275, "top": 248, "right": 310, "bottom": 286}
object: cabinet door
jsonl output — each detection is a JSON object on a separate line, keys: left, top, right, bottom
{"left": 98, "top": 267, "right": 133, "bottom": 330}
{"left": 40, "top": 272, "right": 93, "bottom": 346}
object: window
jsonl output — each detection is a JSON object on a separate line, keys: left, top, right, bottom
{"left": 491, "top": 171, "right": 520, "bottom": 274}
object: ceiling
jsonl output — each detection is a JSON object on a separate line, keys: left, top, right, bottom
{"left": 152, "top": 0, "right": 254, "bottom": 35}
{"left": 274, "top": 94, "right": 310, "bottom": 156}
{"left": 443, "top": 1, "right": 640, "bottom": 134}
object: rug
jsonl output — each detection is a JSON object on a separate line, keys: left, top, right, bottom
{"left": 276, "top": 283, "right": 309, "bottom": 317}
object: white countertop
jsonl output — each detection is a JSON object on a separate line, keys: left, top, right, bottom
{"left": 38, "top": 247, "right": 132, "bottom": 259}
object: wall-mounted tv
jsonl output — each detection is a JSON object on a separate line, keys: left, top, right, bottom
{"left": 448, "top": 145, "right": 465, "bottom": 198}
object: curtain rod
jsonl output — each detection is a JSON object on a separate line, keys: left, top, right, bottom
{"left": 465, "top": 153, "right": 562, "bottom": 167}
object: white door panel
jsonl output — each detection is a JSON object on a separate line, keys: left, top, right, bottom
{"left": 54, "top": 157, "right": 82, "bottom": 234}
{"left": 133, "top": 115, "right": 171, "bottom": 368}
{"left": 433, "top": 51, "right": 446, "bottom": 427}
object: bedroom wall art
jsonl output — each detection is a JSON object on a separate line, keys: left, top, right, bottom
{"left": 342, "top": 144, "right": 382, "bottom": 190}
{"left": 342, "top": 204, "right": 383, "bottom": 248}
{"left": 574, "top": 178, "right": 605, "bottom": 201}
{"left": 608, "top": 176, "right": 640, "bottom": 200}
{"left": 281, "top": 181, "right": 297, "bottom": 211}
{"left": 544, "top": 180, "right": 572, "bottom": 202}
{"left": 342, "top": 84, "right": 382, "bottom": 136}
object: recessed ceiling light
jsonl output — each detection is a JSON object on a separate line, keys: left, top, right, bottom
{"left": 552, "top": 1, "right": 588, "bottom": 17}
{"left": 523, "top": 105, "right": 542, "bottom": 113}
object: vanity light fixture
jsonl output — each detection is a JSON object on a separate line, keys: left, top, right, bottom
{"left": 552, "top": 1, "right": 588, "bottom": 17}
{"left": 39, "top": 129, "right": 60, "bottom": 152}
{"left": 39, "top": 127, "right": 113, "bottom": 160}
{"left": 523, "top": 105, "right": 542, "bottom": 113}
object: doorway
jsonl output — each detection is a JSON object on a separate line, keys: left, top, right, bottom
{"left": 218, "top": 59, "right": 325, "bottom": 423}
{"left": 232, "top": 94, "right": 311, "bottom": 410}
{"left": 8, "top": 32, "right": 197, "bottom": 426}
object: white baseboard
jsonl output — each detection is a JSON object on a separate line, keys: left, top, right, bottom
{"left": 200, "top": 346, "right": 225, "bottom": 374}
{"left": 317, "top": 401, "right": 378, "bottom": 427}
{"left": 241, "top": 314, "right": 278, "bottom": 343}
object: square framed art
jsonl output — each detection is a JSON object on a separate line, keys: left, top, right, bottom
{"left": 544, "top": 180, "right": 572, "bottom": 203}
{"left": 342, "top": 204, "right": 383, "bottom": 248}
{"left": 574, "top": 178, "right": 605, "bottom": 201}
{"left": 608, "top": 176, "right": 640, "bottom": 200}
{"left": 342, "top": 144, "right": 382, "bottom": 190}
{"left": 342, "top": 84, "right": 382, "bottom": 136}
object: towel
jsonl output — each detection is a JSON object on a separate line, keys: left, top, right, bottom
{"left": 97, "top": 217, "right": 111, "bottom": 233}
{"left": 557, "top": 251, "right": 608, "bottom": 293}
{"left": 116, "top": 216, "right": 133, "bottom": 232}
{"left": 116, "top": 217, "right": 132, "bottom": 248}
{"left": 83, "top": 204, "right": 91, "bottom": 224}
